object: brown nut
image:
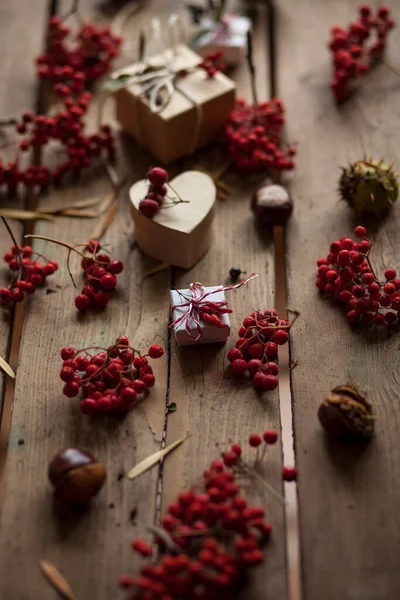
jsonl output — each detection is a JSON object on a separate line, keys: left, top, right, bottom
{"left": 252, "top": 183, "right": 293, "bottom": 226}
{"left": 318, "top": 382, "right": 375, "bottom": 438}
{"left": 48, "top": 448, "right": 106, "bottom": 505}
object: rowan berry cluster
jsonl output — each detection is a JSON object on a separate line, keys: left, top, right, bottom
{"left": 120, "top": 432, "right": 297, "bottom": 598}
{"left": 60, "top": 337, "right": 164, "bottom": 415}
{"left": 36, "top": 16, "right": 122, "bottom": 86}
{"left": 75, "top": 239, "right": 123, "bottom": 311}
{"left": 225, "top": 98, "right": 296, "bottom": 172}
{"left": 139, "top": 167, "right": 189, "bottom": 218}
{"left": 0, "top": 244, "right": 58, "bottom": 306}
{"left": 1, "top": 86, "right": 114, "bottom": 193}
{"left": 198, "top": 50, "right": 226, "bottom": 78}
{"left": 315, "top": 225, "right": 400, "bottom": 326}
{"left": 227, "top": 309, "right": 290, "bottom": 390}
{"left": 329, "top": 5, "right": 395, "bottom": 101}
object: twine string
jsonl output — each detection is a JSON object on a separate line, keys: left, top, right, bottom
{"left": 170, "top": 274, "right": 259, "bottom": 341}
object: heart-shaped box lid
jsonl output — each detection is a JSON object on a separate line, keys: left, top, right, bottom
{"left": 130, "top": 170, "right": 216, "bottom": 268}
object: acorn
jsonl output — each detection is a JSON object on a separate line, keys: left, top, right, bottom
{"left": 318, "top": 382, "right": 375, "bottom": 438}
{"left": 339, "top": 159, "right": 398, "bottom": 216}
{"left": 251, "top": 182, "right": 293, "bottom": 226}
{"left": 48, "top": 448, "right": 106, "bottom": 505}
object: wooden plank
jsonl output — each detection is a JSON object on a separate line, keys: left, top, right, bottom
{"left": 277, "top": 1, "right": 400, "bottom": 599}
{"left": 0, "top": 2, "right": 172, "bottom": 599}
{"left": 0, "top": 0, "right": 47, "bottom": 414}
{"left": 162, "top": 4, "right": 288, "bottom": 599}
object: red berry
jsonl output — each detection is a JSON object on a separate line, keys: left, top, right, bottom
{"left": 60, "top": 366, "right": 75, "bottom": 382}
{"left": 100, "top": 273, "right": 117, "bottom": 290}
{"left": 227, "top": 348, "right": 243, "bottom": 362}
{"left": 148, "top": 167, "right": 168, "bottom": 186}
{"left": 94, "top": 291, "right": 110, "bottom": 308}
{"left": 75, "top": 294, "right": 91, "bottom": 311}
{"left": 80, "top": 398, "right": 98, "bottom": 415}
{"left": 109, "top": 260, "right": 123, "bottom": 274}
{"left": 133, "top": 379, "right": 146, "bottom": 393}
{"left": 273, "top": 329, "right": 289, "bottom": 345}
{"left": 231, "top": 443, "right": 242, "bottom": 456}
{"left": 263, "top": 430, "right": 278, "bottom": 444}
{"left": 148, "top": 344, "right": 164, "bottom": 359}
{"left": 249, "top": 434, "right": 262, "bottom": 447}
{"left": 63, "top": 381, "right": 80, "bottom": 397}
{"left": 385, "top": 268, "right": 396, "bottom": 280}
{"left": 223, "top": 451, "right": 238, "bottom": 467}
{"left": 143, "top": 373, "right": 155, "bottom": 387}
{"left": 139, "top": 198, "right": 159, "bottom": 217}
{"left": 231, "top": 359, "right": 247, "bottom": 376}
{"left": 283, "top": 466, "right": 297, "bottom": 482}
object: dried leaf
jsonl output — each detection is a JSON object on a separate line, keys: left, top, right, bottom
{"left": 128, "top": 437, "right": 185, "bottom": 480}
{"left": 37, "top": 196, "right": 103, "bottom": 214}
{"left": 61, "top": 208, "right": 100, "bottom": 218}
{"left": 39, "top": 560, "right": 77, "bottom": 600}
{"left": 0, "top": 209, "right": 54, "bottom": 221}
{"left": 144, "top": 262, "right": 171, "bottom": 277}
{"left": 0, "top": 356, "right": 15, "bottom": 378}
{"left": 90, "top": 200, "right": 118, "bottom": 241}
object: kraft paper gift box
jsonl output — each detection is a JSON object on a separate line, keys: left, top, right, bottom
{"left": 113, "top": 44, "right": 236, "bottom": 164}
{"left": 170, "top": 286, "right": 231, "bottom": 346}
{"left": 194, "top": 14, "right": 252, "bottom": 66}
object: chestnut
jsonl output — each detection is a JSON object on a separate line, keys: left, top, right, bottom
{"left": 48, "top": 448, "right": 106, "bottom": 505}
{"left": 252, "top": 182, "right": 293, "bottom": 227}
{"left": 318, "top": 383, "right": 375, "bottom": 438}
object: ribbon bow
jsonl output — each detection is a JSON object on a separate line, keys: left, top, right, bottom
{"left": 170, "top": 273, "right": 258, "bottom": 341}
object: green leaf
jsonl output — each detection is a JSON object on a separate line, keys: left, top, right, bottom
{"left": 189, "top": 28, "right": 212, "bottom": 49}
{"left": 101, "top": 74, "right": 131, "bottom": 92}
{"left": 167, "top": 402, "right": 177, "bottom": 413}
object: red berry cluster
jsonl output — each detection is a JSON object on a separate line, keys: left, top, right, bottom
{"left": 225, "top": 98, "right": 296, "bottom": 172}
{"left": 198, "top": 50, "right": 227, "bottom": 78}
{"left": 227, "top": 309, "right": 290, "bottom": 390}
{"left": 60, "top": 337, "right": 164, "bottom": 415}
{"left": 120, "top": 433, "right": 297, "bottom": 598}
{"left": 139, "top": 167, "right": 169, "bottom": 218}
{"left": 1, "top": 89, "right": 114, "bottom": 193}
{"left": 139, "top": 167, "right": 189, "bottom": 218}
{"left": 0, "top": 244, "right": 58, "bottom": 306}
{"left": 36, "top": 16, "right": 122, "bottom": 85}
{"left": 316, "top": 225, "right": 400, "bottom": 326}
{"left": 75, "top": 240, "right": 123, "bottom": 311}
{"left": 329, "top": 5, "right": 395, "bottom": 101}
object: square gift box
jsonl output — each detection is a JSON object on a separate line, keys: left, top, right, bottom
{"left": 194, "top": 14, "right": 252, "bottom": 66}
{"left": 170, "top": 286, "right": 231, "bottom": 346}
{"left": 113, "top": 44, "right": 236, "bottom": 164}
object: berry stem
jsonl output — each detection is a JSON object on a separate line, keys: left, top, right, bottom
{"left": 1, "top": 215, "right": 24, "bottom": 272}
{"left": 380, "top": 57, "right": 400, "bottom": 78}
{"left": 26, "top": 234, "right": 86, "bottom": 287}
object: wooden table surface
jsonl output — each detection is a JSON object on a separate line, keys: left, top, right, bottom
{"left": 0, "top": 1, "right": 399, "bottom": 599}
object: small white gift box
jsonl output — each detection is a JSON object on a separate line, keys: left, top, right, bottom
{"left": 170, "top": 286, "right": 231, "bottom": 346}
{"left": 194, "top": 14, "right": 252, "bottom": 66}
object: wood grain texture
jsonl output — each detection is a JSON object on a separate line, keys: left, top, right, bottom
{"left": 277, "top": 1, "right": 400, "bottom": 599}
{"left": 0, "top": 2, "right": 171, "bottom": 599}
{"left": 0, "top": 0, "right": 47, "bottom": 415}
{"left": 163, "top": 4, "right": 288, "bottom": 599}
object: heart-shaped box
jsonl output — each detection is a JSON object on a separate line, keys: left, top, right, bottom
{"left": 129, "top": 170, "right": 216, "bottom": 269}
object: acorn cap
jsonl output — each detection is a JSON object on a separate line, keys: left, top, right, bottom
{"left": 318, "top": 383, "right": 375, "bottom": 438}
